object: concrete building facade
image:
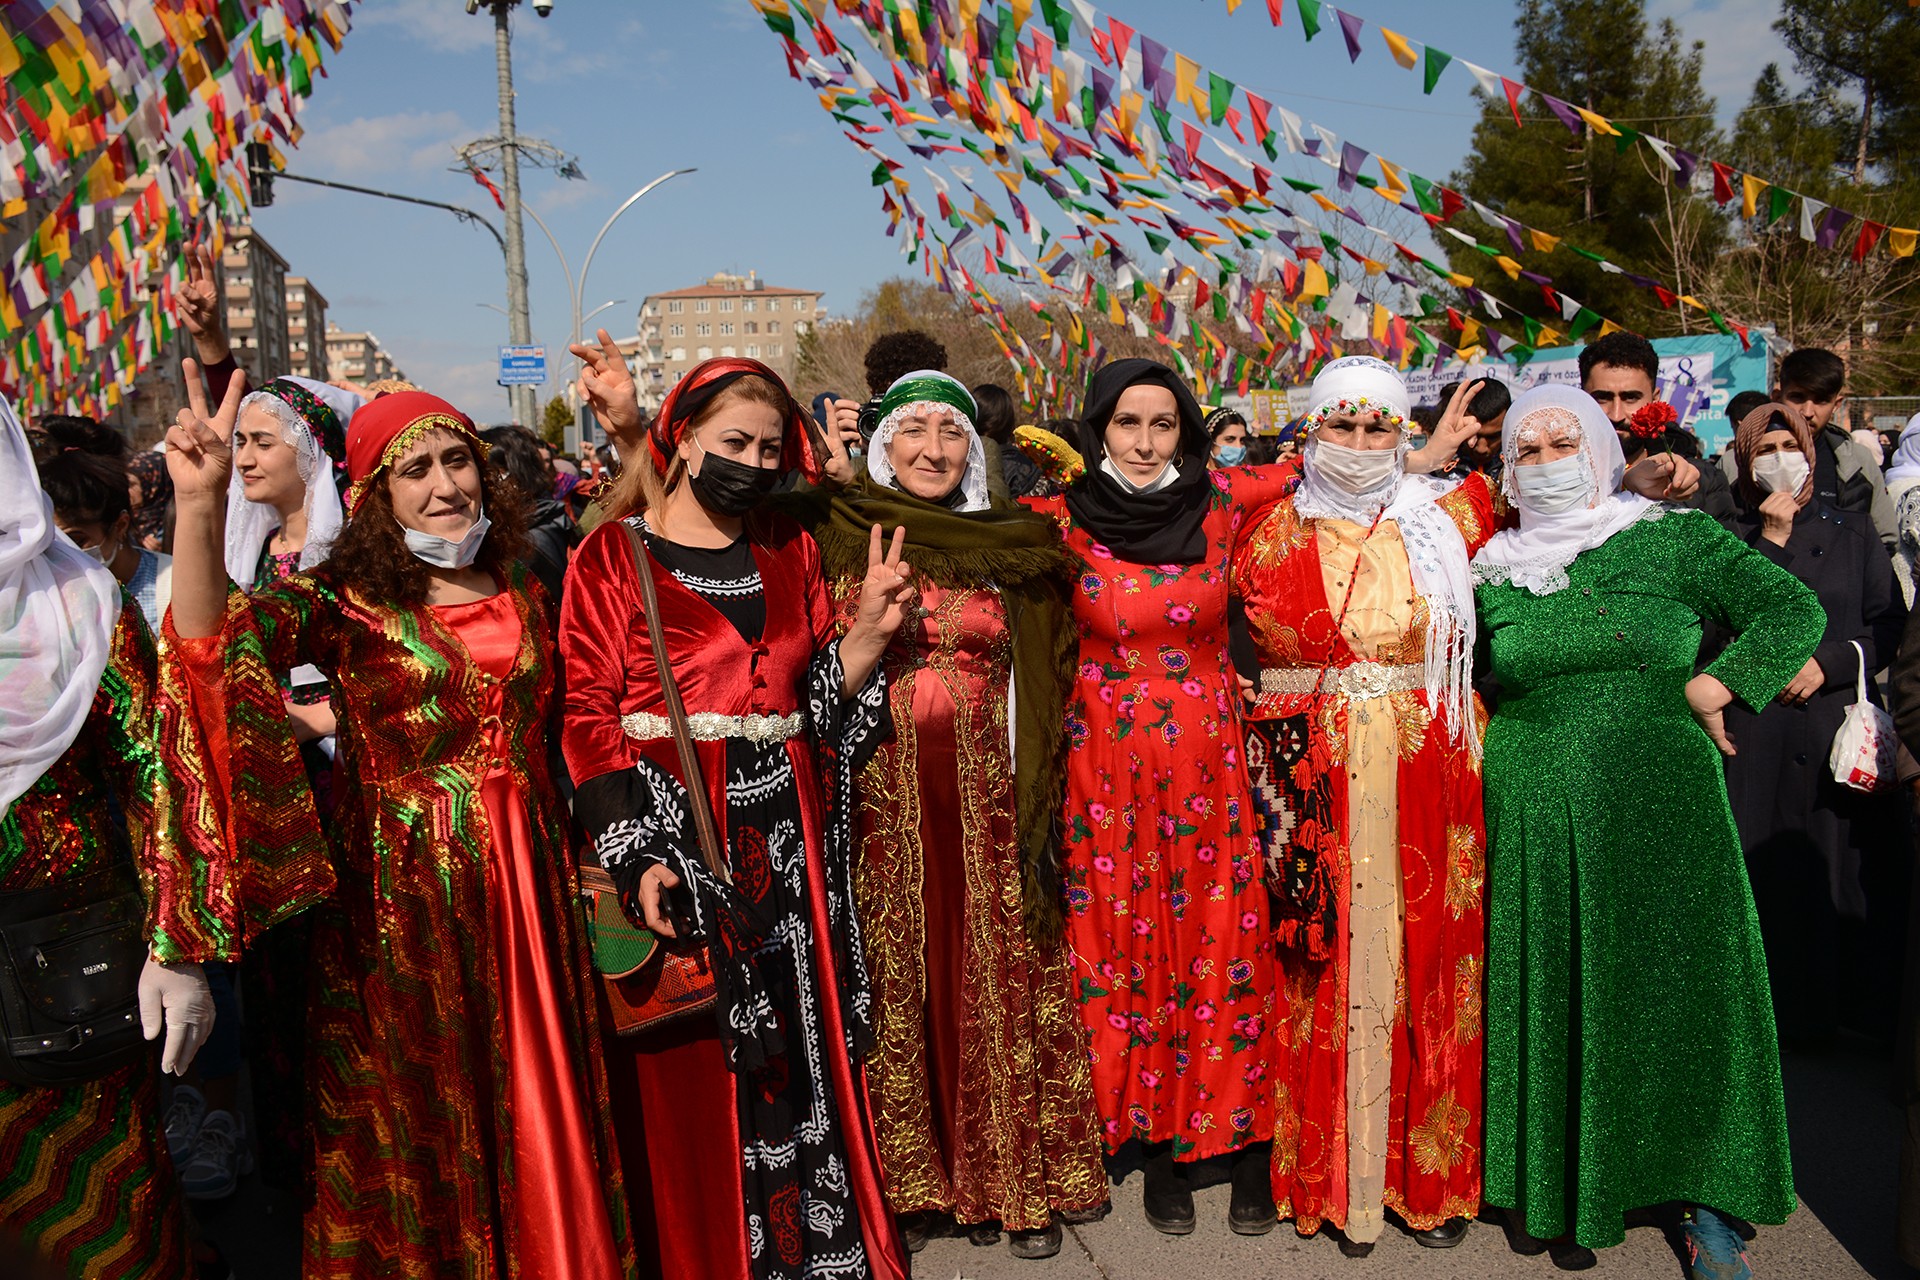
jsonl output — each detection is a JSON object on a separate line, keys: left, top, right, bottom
{"left": 636, "top": 271, "right": 823, "bottom": 407}
{"left": 324, "top": 321, "right": 408, "bottom": 386}
{"left": 283, "top": 277, "right": 330, "bottom": 381}
{"left": 222, "top": 224, "right": 291, "bottom": 388}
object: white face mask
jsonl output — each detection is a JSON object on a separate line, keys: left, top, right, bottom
{"left": 1099, "top": 455, "right": 1180, "bottom": 494}
{"left": 1751, "top": 451, "right": 1810, "bottom": 496}
{"left": 82, "top": 538, "right": 117, "bottom": 565}
{"left": 403, "top": 507, "right": 491, "bottom": 569}
{"left": 1512, "top": 453, "right": 1596, "bottom": 515}
{"left": 1310, "top": 437, "right": 1401, "bottom": 494}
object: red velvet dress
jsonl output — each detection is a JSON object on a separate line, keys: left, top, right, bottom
{"left": 1024, "top": 465, "right": 1292, "bottom": 1159}
{"left": 561, "top": 514, "right": 908, "bottom": 1280}
{"left": 168, "top": 567, "right": 628, "bottom": 1280}
{"left": 1232, "top": 474, "right": 1495, "bottom": 1239}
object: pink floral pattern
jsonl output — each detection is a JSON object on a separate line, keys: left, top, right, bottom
{"left": 1026, "top": 467, "right": 1292, "bottom": 1159}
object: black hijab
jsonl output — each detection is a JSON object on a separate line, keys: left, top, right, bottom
{"left": 1063, "top": 358, "right": 1215, "bottom": 565}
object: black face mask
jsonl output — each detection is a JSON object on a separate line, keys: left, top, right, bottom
{"left": 688, "top": 443, "right": 779, "bottom": 516}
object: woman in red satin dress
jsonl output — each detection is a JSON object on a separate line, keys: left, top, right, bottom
{"left": 562, "top": 354, "right": 917, "bottom": 1280}
{"left": 161, "top": 370, "right": 630, "bottom": 1279}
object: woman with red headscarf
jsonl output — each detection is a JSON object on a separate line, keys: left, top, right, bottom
{"left": 160, "top": 364, "right": 631, "bottom": 1279}
{"left": 563, "top": 351, "right": 916, "bottom": 1280}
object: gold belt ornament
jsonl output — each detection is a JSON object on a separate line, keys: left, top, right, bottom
{"left": 1259, "top": 662, "right": 1423, "bottom": 702}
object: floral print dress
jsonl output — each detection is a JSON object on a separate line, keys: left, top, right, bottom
{"left": 1026, "top": 466, "right": 1291, "bottom": 1159}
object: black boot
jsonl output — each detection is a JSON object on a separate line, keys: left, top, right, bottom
{"left": 1228, "top": 1141, "right": 1278, "bottom": 1235}
{"left": 1141, "top": 1141, "right": 1195, "bottom": 1235}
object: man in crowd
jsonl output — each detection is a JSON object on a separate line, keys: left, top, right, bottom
{"left": 1580, "top": 332, "right": 1738, "bottom": 529}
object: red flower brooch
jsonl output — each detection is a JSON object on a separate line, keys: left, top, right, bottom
{"left": 1627, "top": 400, "right": 1679, "bottom": 441}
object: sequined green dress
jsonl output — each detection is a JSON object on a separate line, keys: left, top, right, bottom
{"left": 1475, "top": 509, "right": 1825, "bottom": 1248}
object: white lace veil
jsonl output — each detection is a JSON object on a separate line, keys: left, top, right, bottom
{"left": 1472, "top": 383, "right": 1661, "bottom": 595}
{"left": 223, "top": 378, "right": 360, "bottom": 587}
{"left": 867, "top": 369, "right": 990, "bottom": 512}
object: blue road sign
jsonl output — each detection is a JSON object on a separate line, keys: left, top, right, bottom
{"left": 498, "top": 345, "right": 547, "bottom": 386}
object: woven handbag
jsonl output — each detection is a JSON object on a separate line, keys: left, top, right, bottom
{"left": 581, "top": 520, "right": 733, "bottom": 1037}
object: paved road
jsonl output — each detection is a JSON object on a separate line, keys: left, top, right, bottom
{"left": 198, "top": 1040, "right": 1907, "bottom": 1279}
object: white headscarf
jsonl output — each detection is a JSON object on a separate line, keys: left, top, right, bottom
{"left": 1292, "top": 357, "right": 1479, "bottom": 751}
{"left": 1884, "top": 413, "right": 1920, "bottom": 497}
{"left": 1472, "top": 384, "right": 1664, "bottom": 595}
{"left": 0, "top": 397, "right": 123, "bottom": 819}
{"left": 867, "top": 369, "right": 990, "bottom": 512}
{"left": 1293, "top": 355, "right": 1415, "bottom": 526}
{"left": 223, "top": 377, "right": 360, "bottom": 588}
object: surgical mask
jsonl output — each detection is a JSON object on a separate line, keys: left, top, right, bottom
{"left": 403, "top": 507, "right": 491, "bottom": 569}
{"left": 1310, "top": 438, "right": 1400, "bottom": 494}
{"left": 1512, "top": 453, "right": 1595, "bottom": 515}
{"left": 1751, "top": 451, "right": 1810, "bottom": 496}
{"left": 688, "top": 440, "right": 780, "bottom": 516}
{"left": 1099, "top": 455, "right": 1180, "bottom": 494}
{"left": 83, "top": 538, "right": 117, "bottom": 565}
{"left": 1213, "top": 443, "right": 1247, "bottom": 467}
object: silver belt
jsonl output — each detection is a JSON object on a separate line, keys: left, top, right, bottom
{"left": 619, "top": 710, "right": 805, "bottom": 746}
{"left": 1259, "top": 662, "right": 1423, "bottom": 702}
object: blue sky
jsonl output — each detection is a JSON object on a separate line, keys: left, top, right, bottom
{"left": 251, "top": 0, "right": 1793, "bottom": 420}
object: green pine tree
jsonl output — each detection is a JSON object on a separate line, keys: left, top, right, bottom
{"left": 1444, "top": 0, "right": 1727, "bottom": 337}
{"left": 540, "top": 395, "right": 572, "bottom": 450}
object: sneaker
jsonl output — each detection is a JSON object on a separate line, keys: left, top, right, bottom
{"left": 180, "top": 1110, "right": 254, "bottom": 1201}
{"left": 162, "top": 1084, "right": 205, "bottom": 1169}
{"left": 1679, "top": 1207, "right": 1754, "bottom": 1280}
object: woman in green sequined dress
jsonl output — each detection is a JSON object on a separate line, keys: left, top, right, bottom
{"left": 1472, "top": 386, "right": 1824, "bottom": 1273}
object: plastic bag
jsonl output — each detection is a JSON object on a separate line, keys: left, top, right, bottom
{"left": 1829, "top": 640, "right": 1896, "bottom": 793}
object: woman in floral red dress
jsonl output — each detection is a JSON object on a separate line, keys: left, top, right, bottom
{"left": 1021, "top": 359, "right": 1295, "bottom": 1236}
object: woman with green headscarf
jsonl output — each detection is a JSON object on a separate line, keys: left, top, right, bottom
{"left": 776, "top": 370, "right": 1108, "bottom": 1260}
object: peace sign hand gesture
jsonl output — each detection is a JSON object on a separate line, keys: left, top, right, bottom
{"left": 570, "top": 327, "right": 644, "bottom": 456}
{"left": 177, "top": 243, "right": 231, "bottom": 365}
{"left": 165, "top": 359, "right": 247, "bottom": 504}
{"left": 1406, "top": 379, "right": 1481, "bottom": 475}
{"left": 818, "top": 397, "right": 864, "bottom": 489}
{"left": 837, "top": 524, "right": 917, "bottom": 696}
{"left": 855, "top": 523, "right": 916, "bottom": 637}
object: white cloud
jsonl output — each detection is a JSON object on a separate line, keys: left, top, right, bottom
{"left": 1649, "top": 0, "right": 1806, "bottom": 119}
{"left": 354, "top": 0, "right": 497, "bottom": 55}
{"left": 297, "top": 109, "right": 477, "bottom": 179}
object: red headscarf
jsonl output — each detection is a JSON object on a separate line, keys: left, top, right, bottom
{"left": 344, "top": 390, "right": 481, "bottom": 513}
{"left": 648, "top": 358, "right": 823, "bottom": 483}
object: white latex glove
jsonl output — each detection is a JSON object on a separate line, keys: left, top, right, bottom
{"left": 137, "top": 958, "right": 214, "bottom": 1075}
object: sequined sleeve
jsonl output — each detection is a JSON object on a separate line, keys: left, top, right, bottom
{"left": 100, "top": 602, "right": 236, "bottom": 964}
{"left": 1674, "top": 511, "right": 1828, "bottom": 712}
{"left": 159, "top": 578, "right": 338, "bottom": 944}
{"left": 1435, "top": 471, "right": 1499, "bottom": 557}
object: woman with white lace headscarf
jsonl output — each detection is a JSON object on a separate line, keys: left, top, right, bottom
{"left": 1474, "top": 383, "right": 1825, "bottom": 1275}
{"left": 1, "top": 395, "right": 222, "bottom": 1275}
{"left": 1884, "top": 413, "right": 1920, "bottom": 604}
{"left": 1231, "top": 356, "right": 1494, "bottom": 1255}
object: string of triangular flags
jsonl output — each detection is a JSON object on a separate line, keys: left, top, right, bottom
{"left": 1208, "top": 0, "right": 1919, "bottom": 261}
{"left": 754, "top": 0, "right": 1669, "bottom": 403}
{"left": 1, "top": 0, "right": 357, "bottom": 415}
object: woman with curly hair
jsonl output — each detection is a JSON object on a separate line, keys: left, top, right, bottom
{"left": 160, "top": 366, "right": 630, "bottom": 1279}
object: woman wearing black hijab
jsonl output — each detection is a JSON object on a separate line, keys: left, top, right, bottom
{"left": 1022, "top": 358, "right": 1297, "bottom": 1237}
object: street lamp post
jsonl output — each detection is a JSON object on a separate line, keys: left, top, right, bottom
{"left": 471, "top": 0, "right": 540, "bottom": 428}
{"left": 516, "top": 168, "right": 694, "bottom": 454}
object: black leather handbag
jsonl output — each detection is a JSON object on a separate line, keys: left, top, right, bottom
{"left": 0, "top": 869, "right": 149, "bottom": 1087}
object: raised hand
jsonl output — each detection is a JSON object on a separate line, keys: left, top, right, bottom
{"left": 165, "top": 358, "right": 247, "bottom": 502}
{"left": 177, "top": 243, "right": 230, "bottom": 364}
{"left": 1405, "top": 379, "right": 1480, "bottom": 475}
{"left": 855, "top": 523, "right": 916, "bottom": 638}
{"left": 818, "top": 397, "right": 864, "bottom": 488}
{"left": 571, "top": 327, "right": 643, "bottom": 454}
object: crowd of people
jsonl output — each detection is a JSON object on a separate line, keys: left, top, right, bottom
{"left": 4, "top": 262, "right": 1919, "bottom": 1280}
